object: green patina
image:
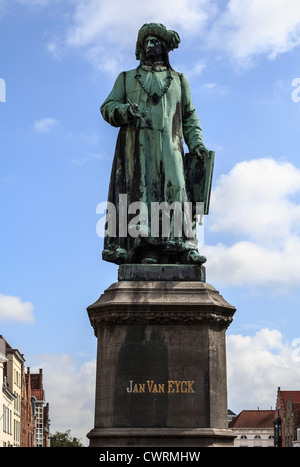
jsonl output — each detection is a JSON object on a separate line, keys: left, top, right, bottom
{"left": 100, "top": 23, "right": 214, "bottom": 265}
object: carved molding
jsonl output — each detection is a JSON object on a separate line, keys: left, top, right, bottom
{"left": 88, "top": 308, "right": 234, "bottom": 330}
{"left": 87, "top": 280, "right": 236, "bottom": 332}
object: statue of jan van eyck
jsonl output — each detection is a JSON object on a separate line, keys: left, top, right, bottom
{"left": 100, "top": 23, "right": 214, "bottom": 266}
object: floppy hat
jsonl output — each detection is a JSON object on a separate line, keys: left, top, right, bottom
{"left": 135, "top": 23, "right": 181, "bottom": 60}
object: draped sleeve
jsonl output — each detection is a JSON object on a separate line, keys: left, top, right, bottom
{"left": 180, "top": 73, "right": 205, "bottom": 152}
{"left": 100, "top": 72, "right": 132, "bottom": 127}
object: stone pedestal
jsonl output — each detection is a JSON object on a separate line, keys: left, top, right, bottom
{"left": 87, "top": 265, "right": 236, "bottom": 447}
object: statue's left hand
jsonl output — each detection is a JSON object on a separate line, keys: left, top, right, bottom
{"left": 193, "top": 145, "right": 210, "bottom": 159}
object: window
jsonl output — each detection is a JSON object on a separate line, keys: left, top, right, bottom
{"left": 268, "top": 434, "right": 275, "bottom": 447}
{"left": 240, "top": 434, "right": 248, "bottom": 447}
{"left": 2, "top": 404, "right": 12, "bottom": 434}
{"left": 35, "top": 404, "right": 44, "bottom": 447}
{"left": 254, "top": 434, "right": 262, "bottom": 447}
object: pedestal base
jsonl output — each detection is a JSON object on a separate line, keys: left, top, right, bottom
{"left": 87, "top": 265, "right": 236, "bottom": 447}
{"left": 87, "top": 427, "right": 236, "bottom": 447}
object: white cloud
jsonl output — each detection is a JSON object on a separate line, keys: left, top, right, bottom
{"left": 227, "top": 328, "right": 300, "bottom": 413}
{"left": 28, "top": 353, "right": 96, "bottom": 446}
{"left": 202, "top": 158, "right": 300, "bottom": 289}
{"left": 61, "top": 0, "right": 300, "bottom": 69}
{"left": 47, "top": 41, "right": 64, "bottom": 61}
{"left": 46, "top": 0, "right": 216, "bottom": 72}
{"left": 200, "top": 82, "right": 229, "bottom": 96}
{"left": 5, "top": 0, "right": 300, "bottom": 67}
{"left": 181, "top": 60, "right": 207, "bottom": 79}
{"left": 0, "top": 293, "right": 34, "bottom": 323}
{"left": 204, "top": 239, "right": 300, "bottom": 289}
{"left": 66, "top": 0, "right": 213, "bottom": 49}
{"left": 33, "top": 117, "right": 59, "bottom": 133}
{"left": 209, "top": 158, "right": 300, "bottom": 241}
{"left": 209, "top": 0, "right": 300, "bottom": 63}
{"left": 84, "top": 46, "right": 124, "bottom": 75}
{"left": 72, "top": 152, "right": 107, "bottom": 166}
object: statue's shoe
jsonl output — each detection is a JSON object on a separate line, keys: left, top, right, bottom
{"left": 186, "top": 250, "right": 207, "bottom": 264}
{"left": 141, "top": 257, "right": 159, "bottom": 264}
{"left": 102, "top": 248, "right": 128, "bottom": 264}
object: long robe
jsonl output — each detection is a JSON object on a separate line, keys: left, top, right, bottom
{"left": 100, "top": 64, "right": 205, "bottom": 264}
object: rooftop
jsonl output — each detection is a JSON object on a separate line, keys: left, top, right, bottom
{"left": 279, "top": 390, "right": 300, "bottom": 410}
{"left": 229, "top": 410, "right": 275, "bottom": 429}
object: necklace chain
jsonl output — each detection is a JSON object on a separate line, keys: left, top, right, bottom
{"left": 135, "top": 66, "right": 173, "bottom": 105}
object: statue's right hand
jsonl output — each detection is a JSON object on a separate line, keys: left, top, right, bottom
{"left": 128, "top": 102, "right": 141, "bottom": 119}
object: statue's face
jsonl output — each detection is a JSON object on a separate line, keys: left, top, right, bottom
{"left": 144, "top": 35, "right": 163, "bottom": 61}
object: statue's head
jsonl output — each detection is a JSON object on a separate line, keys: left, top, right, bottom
{"left": 143, "top": 35, "right": 164, "bottom": 63}
{"left": 135, "top": 23, "right": 181, "bottom": 66}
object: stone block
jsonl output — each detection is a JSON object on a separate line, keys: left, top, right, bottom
{"left": 87, "top": 270, "right": 236, "bottom": 447}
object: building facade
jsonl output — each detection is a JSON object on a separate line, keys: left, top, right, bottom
{"left": 293, "top": 429, "right": 300, "bottom": 447}
{"left": 31, "top": 369, "right": 50, "bottom": 447}
{"left": 0, "top": 335, "right": 50, "bottom": 447}
{"left": 229, "top": 410, "right": 275, "bottom": 447}
{"left": 0, "top": 342, "right": 15, "bottom": 447}
{"left": 0, "top": 336, "right": 25, "bottom": 446}
{"left": 275, "top": 387, "right": 300, "bottom": 447}
{"left": 21, "top": 367, "right": 35, "bottom": 447}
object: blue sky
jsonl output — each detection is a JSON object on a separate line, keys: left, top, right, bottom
{"left": 1, "top": 0, "right": 300, "bottom": 444}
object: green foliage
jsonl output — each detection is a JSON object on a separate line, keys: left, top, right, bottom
{"left": 50, "top": 429, "right": 84, "bottom": 447}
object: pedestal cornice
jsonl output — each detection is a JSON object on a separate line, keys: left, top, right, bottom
{"left": 87, "top": 280, "right": 236, "bottom": 330}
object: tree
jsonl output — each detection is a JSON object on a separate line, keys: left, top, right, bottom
{"left": 50, "top": 430, "right": 84, "bottom": 447}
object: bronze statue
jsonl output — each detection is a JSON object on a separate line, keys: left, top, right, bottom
{"left": 100, "top": 23, "right": 214, "bottom": 265}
